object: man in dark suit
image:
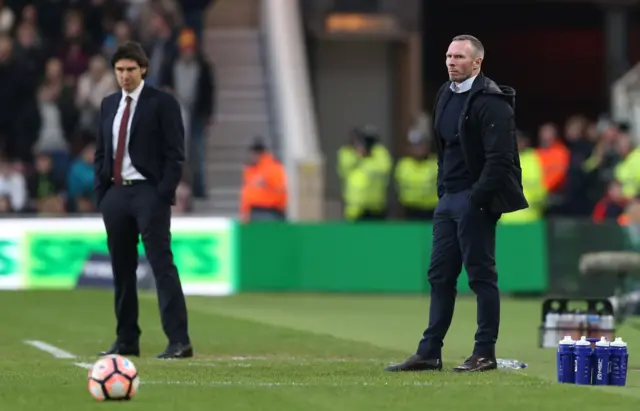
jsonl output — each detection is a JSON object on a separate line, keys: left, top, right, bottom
{"left": 386, "top": 35, "right": 528, "bottom": 373}
{"left": 94, "top": 41, "right": 193, "bottom": 359}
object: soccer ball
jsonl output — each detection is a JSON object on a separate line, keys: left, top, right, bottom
{"left": 87, "top": 355, "right": 140, "bottom": 401}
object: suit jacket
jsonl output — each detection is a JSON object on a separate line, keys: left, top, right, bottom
{"left": 432, "top": 72, "right": 528, "bottom": 214}
{"left": 94, "top": 84, "right": 185, "bottom": 206}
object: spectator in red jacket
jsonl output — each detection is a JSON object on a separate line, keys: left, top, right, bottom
{"left": 592, "top": 180, "right": 628, "bottom": 224}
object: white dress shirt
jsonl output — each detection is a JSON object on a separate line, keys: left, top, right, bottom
{"left": 450, "top": 75, "right": 478, "bottom": 93}
{"left": 112, "top": 80, "right": 146, "bottom": 181}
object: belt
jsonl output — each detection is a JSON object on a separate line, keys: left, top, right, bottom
{"left": 112, "top": 178, "right": 147, "bottom": 186}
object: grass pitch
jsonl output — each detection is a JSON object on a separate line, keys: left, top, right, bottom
{"left": 2, "top": 290, "right": 640, "bottom": 410}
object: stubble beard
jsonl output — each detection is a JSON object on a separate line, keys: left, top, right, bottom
{"left": 449, "top": 72, "right": 471, "bottom": 84}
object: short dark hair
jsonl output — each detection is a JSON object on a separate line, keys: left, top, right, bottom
{"left": 111, "top": 41, "right": 149, "bottom": 77}
{"left": 452, "top": 34, "right": 484, "bottom": 57}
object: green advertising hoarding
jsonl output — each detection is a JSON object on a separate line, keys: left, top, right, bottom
{"left": 238, "top": 221, "right": 548, "bottom": 294}
{"left": 0, "top": 218, "right": 237, "bottom": 295}
{"left": 0, "top": 234, "right": 22, "bottom": 289}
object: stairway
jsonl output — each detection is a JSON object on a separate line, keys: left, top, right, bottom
{"left": 198, "top": 14, "right": 274, "bottom": 216}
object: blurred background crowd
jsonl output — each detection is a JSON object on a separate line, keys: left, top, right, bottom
{"left": 0, "top": 0, "right": 638, "bottom": 227}
{"left": 0, "top": 0, "right": 214, "bottom": 216}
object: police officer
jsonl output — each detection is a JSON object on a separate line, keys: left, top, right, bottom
{"left": 395, "top": 139, "right": 439, "bottom": 220}
{"left": 342, "top": 127, "right": 392, "bottom": 221}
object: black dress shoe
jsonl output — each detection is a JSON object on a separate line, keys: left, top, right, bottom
{"left": 156, "top": 343, "right": 193, "bottom": 359}
{"left": 98, "top": 342, "right": 140, "bottom": 357}
{"left": 384, "top": 354, "right": 442, "bottom": 372}
{"left": 452, "top": 355, "right": 497, "bottom": 372}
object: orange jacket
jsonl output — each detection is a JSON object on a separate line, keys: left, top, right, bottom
{"left": 536, "top": 141, "right": 570, "bottom": 193}
{"left": 619, "top": 213, "right": 630, "bottom": 226}
{"left": 240, "top": 153, "right": 287, "bottom": 219}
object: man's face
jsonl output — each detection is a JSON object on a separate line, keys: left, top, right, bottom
{"left": 446, "top": 40, "right": 480, "bottom": 83}
{"left": 609, "top": 182, "right": 622, "bottom": 200}
{"left": 411, "top": 144, "right": 428, "bottom": 158}
{"left": 0, "top": 196, "right": 9, "bottom": 212}
{"left": 17, "top": 24, "right": 35, "bottom": 48}
{"left": 0, "top": 36, "right": 12, "bottom": 62}
{"left": 82, "top": 145, "right": 95, "bottom": 163}
{"left": 538, "top": 124, "right": 557, "bottom": 148}
{"left": 616, "top": 135, "right": 632, "bottom": 158}
{"left": 180, "top": 47, "right": 196, "bottom": 61}
{"left": 114, "top": 58, "right": 145, "bottom": 92}
{"left": 114, "top": 21, "right": 131, "bottom": 42}
{"left": 35, "top": 155, "right": 52, "bottom": 173}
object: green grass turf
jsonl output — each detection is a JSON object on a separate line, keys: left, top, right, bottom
{"left": 1, "top": 290, "right": 640, "bottom": 410}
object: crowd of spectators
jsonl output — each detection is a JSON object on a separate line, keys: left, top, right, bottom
{"left": 0, "top": 0, "right": 215, "bottom": 216}
{"left": 525, "top": 114, "right": 639, "bottom": 224}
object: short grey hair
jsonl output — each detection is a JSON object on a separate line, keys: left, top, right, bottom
{"left": 452, "top": 34, "right": 484, "bottom": 58}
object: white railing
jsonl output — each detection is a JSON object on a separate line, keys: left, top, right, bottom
{"left": 611, "top": 61, "right": 640, "bottom": 143}
{"left": 261, "top": 0, "right": 325, "bottom": 221}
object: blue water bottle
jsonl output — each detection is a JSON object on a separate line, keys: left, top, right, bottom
{"left": 557, "top": 335, "right": 575, "bottom": 383}
{"left": 609, "top": 337, "right": 629, "bottom": 386}
{"left": 593, "top": 337, "right": 610, "bottom": 385}
{"left": 574, "top": 336, "right": 593, "bottom": 385}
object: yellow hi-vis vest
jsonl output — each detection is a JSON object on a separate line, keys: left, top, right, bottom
{"left": 337, "top": 145, "right": 359, "bottom": 181}
{"left": 338, "top": 144, "right": 392, "bottom": 208}
{"left": 615, "top": 147, "right": 640, "bottom": 199}
{"left": 338, "top": 144, "right": 391, "bottom": 180}
{"left": 343, "top": 153, "right": 392, "bottom": 220}
{"left": 343, "top": 164, "right": 370, "bottom": 220}
{"left": 501, "top": 149, "right": 546, "bottom": 223}
{"left": 394, "top": 156, "right": 439, "bottom": 210}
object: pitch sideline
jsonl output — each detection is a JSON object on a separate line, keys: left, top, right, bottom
{"left": 24, "top": 340, "right": 95, "bottom": 369}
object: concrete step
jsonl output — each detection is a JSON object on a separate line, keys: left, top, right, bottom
{"left": 205, "top": 0, "right": 260, "bottom": 28}
{"left": 206, "top": 162, "right": 244, "bottom": 174}
{"left": 206, "top": 28, "right": 260, "bottom": 40}
{"left": 206, "top": 147, "right": 249, "bottom": 162}
{"left": 208, "top": 165, "right": 244, "bottom": 187}
{"left": 205, "top": 35, "right": 262, "bottom": 67}
{"left": 209, "top": 118, "right": 271, "bottom": 146}
{"left": 215, "top": 66, "right": 265, "bottom": 88}
{"left": 216, "top": 91, "right": 268, "bottom": 116}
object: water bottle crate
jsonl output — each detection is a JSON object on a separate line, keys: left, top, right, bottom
{"left": 539, "top": 298, "right": 616, "bottom": 348}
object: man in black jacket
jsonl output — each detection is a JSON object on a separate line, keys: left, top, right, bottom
{"left": 386, "top": 34, "right": 528, "bottom": 373}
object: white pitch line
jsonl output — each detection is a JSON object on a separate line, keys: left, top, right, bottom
{"left": 23, "top": 340, "right": 92, "bottom": 370}
{"left": 24, "top": 340, "right": 78, "bottom": 359}
{"left": 20, "top": 341, "right": 535, "bottom": 389}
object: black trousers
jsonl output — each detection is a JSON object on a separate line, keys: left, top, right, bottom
{"left": 100, "top": 182, "right": 190, "bottom": 345}
{"left": 417, "top": 189, "right": 500, "bottom": 359}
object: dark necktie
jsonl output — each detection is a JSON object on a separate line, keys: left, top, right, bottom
{"left": 113, "top": 96, "right": 132, "bottom": 185}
